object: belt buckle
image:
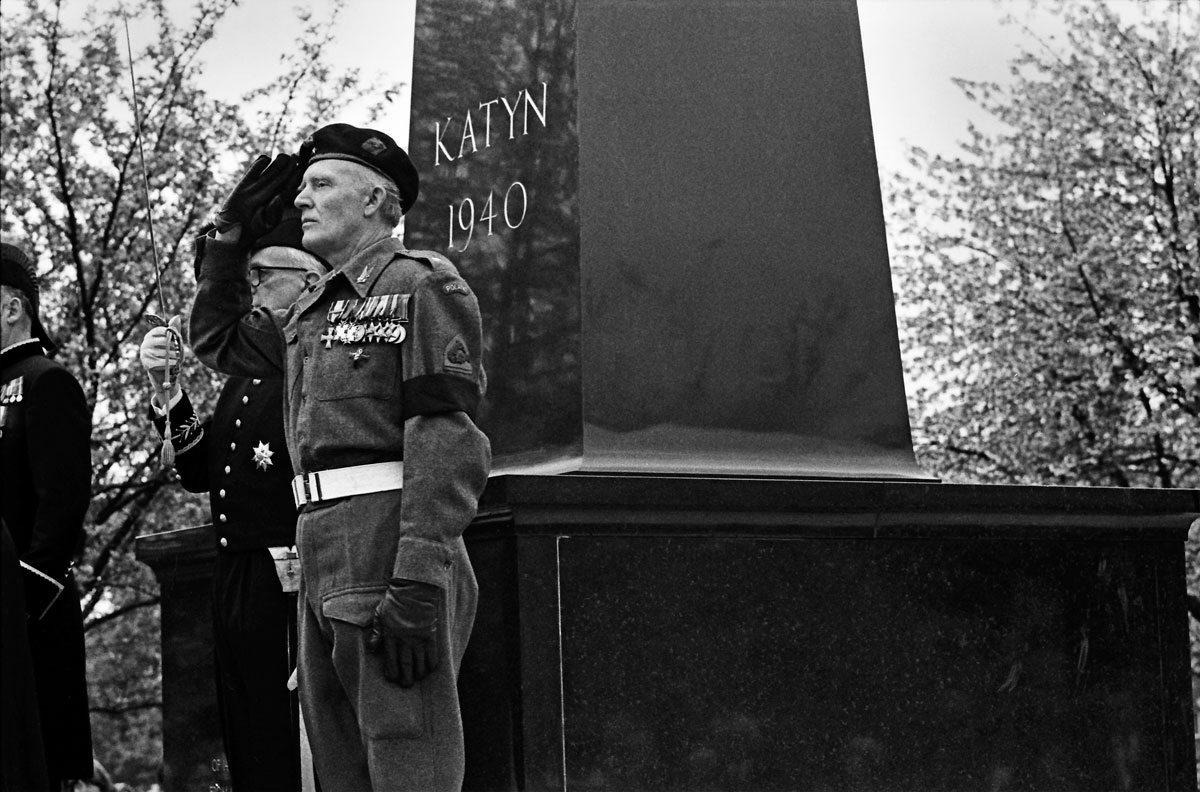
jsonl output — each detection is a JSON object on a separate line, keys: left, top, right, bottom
{"left": 293, "top": 473, "right": 317, "bottom": 509}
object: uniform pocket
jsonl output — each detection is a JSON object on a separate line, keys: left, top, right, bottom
{"left": 310, "top": 342, "right": 400, "bottom": 401}
{"left": 322, "top": 589, "right": 381, "bottom": 627}
{"left": 325, "top": 591, "right": 428, "bottom": 740}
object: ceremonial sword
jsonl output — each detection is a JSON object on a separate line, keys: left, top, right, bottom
{"left": 124, "top": 16, "right": 182, "bottom": 466}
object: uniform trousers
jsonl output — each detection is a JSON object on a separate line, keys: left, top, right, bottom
{"left": 295, "top": 495, "right": 478, "bottom": 792}
{"left": 212, "top": 548, "right": 300, "bottom": 792}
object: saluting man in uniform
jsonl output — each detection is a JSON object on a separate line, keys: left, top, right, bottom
{"left": 0, "top": 241, "right": 94, "bottom": 788}
{"left": 189, "top": 125, "right": 491, "bottom": 791}
{"left": 138, "top": 217, "right": 328, "bottom": 792}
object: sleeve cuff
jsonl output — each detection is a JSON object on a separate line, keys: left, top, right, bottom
{"left": 150, "top": 388, "right": 184, "bottom": 416}
{"left": 199, "top": 236, "right": 251, "bottom": 281}
{"left": 150, "top": 390, "right": 204, "bottom": 453}
{"left": 390, "top": 537, "right": 453, "bottom": 591}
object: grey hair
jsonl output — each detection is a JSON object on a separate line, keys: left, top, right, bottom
{"left": 376, "top": 179, "right": 405, "bottom": 227}
{"left": 349, "top": 165, "right": 404, "bottom": 229}
{"left": 249, "top": 245, "right": 327, "bottom": 274}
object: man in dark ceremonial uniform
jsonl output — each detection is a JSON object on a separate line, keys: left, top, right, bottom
{"left": 0, "top": 241, "right": 94, "bottom": 787}
{"left": 138, "top": 219, "right": 328, "bottom": 791}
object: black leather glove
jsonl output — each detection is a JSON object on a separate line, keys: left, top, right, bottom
{"left": 214, "top": 153, "right": 297, "bottom": 236}
{"left": 242, "top": 167, "right": 303, "bottom": 246}
{"left": 367, "top": 578, "right": 442, "bottom": 687}
{"left": 295, "top": 136, "right": 315, "bottom": 174}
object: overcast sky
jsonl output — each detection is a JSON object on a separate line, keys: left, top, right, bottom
{"left": 200, "top": 0, "right": 1047, "bottom": 171}
{"left": 53, "top": 0, "right": 1177, "bottom": 181}
{"left": 181, "top": 0, "right": 1165, "bottom": 173}
{"left": 860, "top": 0, "right": 1045, "bottom": 171}
{"left": 860, "top": 0, "right": 1171, "bottom": 173}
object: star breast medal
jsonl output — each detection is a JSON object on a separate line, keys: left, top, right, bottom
{"left": 252, "top": 441, "right": 275, "bottom": 471}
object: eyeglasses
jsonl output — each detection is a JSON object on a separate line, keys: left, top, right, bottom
{"left": 249, "top": 265, "right": 321, "bottom": 287}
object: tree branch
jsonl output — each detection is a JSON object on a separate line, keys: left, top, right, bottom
{"left": 89, "top": 701, "right": 162, "bottom": 717}
{"left": 84, "top": 596, "right": 161, "bottom": 632}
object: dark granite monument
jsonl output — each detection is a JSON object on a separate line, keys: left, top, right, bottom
{"left": 406, "top": 0, "right": 917, "bottom": 479}
{"left": 403, "top": 0, "right": 1199, "bottom": 789}
{"left": 139, "top": 0, "right": 1199, "bottom": 789}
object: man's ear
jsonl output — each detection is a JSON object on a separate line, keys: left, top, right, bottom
{"left": 0, "top": 292, "right": 20, "bottom": 325}
{"left": 362, "top": 185, "right": 385, "bottom": 218}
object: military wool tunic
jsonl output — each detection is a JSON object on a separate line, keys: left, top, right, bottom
{"left": 189, "top": 235, "right": 489, "bottom": 599}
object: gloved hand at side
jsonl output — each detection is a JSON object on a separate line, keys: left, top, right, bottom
{"left": 366, "top": 578, "right": 442, "bottom": 687}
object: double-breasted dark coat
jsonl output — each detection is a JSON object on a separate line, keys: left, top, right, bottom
{"left": 0, "top": 338, "right": 93, "bottom": 782}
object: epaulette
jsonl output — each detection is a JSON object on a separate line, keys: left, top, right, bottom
{"left": 403, "top": 248, "right": 454, "bottom": 270}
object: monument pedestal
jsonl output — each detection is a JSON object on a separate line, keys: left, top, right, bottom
{"left": 135, "top": 525, "right": 226, "bottom": 791}
{"left": 461, "top": 475, "right": 1198, "bottom": 791}
{"left": 138, "top": 482, "right": 1198, "bottom": 790}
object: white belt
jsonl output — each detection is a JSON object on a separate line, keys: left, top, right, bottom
{"left": 291, "top": 461, "right": 404, "bottom": 509}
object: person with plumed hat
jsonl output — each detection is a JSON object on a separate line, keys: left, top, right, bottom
{"left": 189, "top": 124, "right": 490, "bottom": 791}
{"left": 1, "top": 240, "right": 95, "bottom": 788}
{"left": 138, "top": 215, "right": 329, "bottom": 791}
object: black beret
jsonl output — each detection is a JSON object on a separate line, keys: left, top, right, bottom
{"left": 302, "top": 123, "right": 420, "bottom": 214}
{"left": 1, "top": 241, "right": 57, "bottom": 354}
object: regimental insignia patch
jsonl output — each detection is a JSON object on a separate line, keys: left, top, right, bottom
{"left": 443, "top": 336, "right": 474, "bottom": 377}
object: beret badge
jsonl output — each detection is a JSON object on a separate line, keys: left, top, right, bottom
{"left": 362, "top": 137, "right": 387, "bottom": 156}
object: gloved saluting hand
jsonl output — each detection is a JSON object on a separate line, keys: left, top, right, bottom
{"left": 295, "top": 136, "right": 316, "bottom": 174}
{"left": 139, "top": 315, "right": 184, "bottom": 405}
{"left": 367, "top": 578, "right": 442, "bottom": 688}
{"left": 215, "top": 153, "right": 300, "bottom": 247}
